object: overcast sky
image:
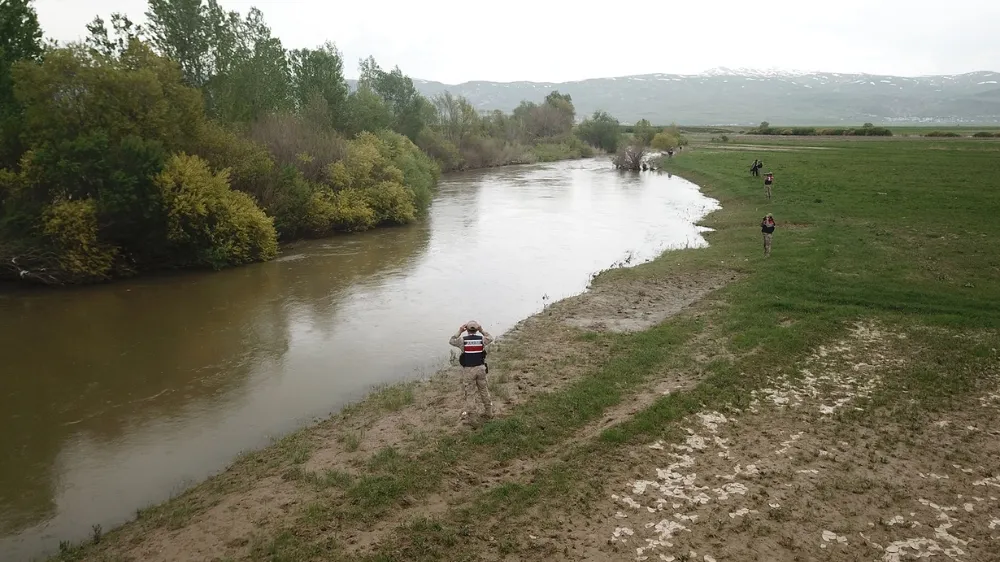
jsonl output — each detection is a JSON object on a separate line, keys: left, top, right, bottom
{"left": 33, "top": 0, "right": 1000, "bottom": 83}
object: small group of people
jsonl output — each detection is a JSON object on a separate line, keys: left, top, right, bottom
{"left": 751, "top": 159, "right": 777, "bottom": 257}
{"left": 751, "top": 159, "right": 775, "bottom": 199}
{"left": 449, "top": 155, "right": 780, "bottom": 420}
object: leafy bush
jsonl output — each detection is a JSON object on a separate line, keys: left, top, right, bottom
{"left": 925, "top": 131, "right": 961, "bottom": 138}
{"left": 972, "top": 131, "right": 999, "bottom": 138}
{"left": 576, "top": 111, "right": 621, "bottom": 153}
{"left": 248, "top": 113, "right": 347, "bottom": 183}
{"left": 416, "top": 127, "right": 463, "bottom": 172}
{"left": 42, "top": 198, "right": 118, "bottom": 281}
{"left": 154, "top": 153, "right": 278, "bottom": 268}
{"left": 303, "top": 187, "right": 375, "bottom": 234}
{"left": 533, "top": 136, "right": 592, "bottom": 162}
{"left": 651, "top": 132, "right": 680, "bottom": 151}
{"left": 376, "top": 130, "right": 440, "bottom": 212}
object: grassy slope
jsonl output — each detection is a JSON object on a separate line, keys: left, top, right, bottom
{"left": 357, "top": 138, "right": 1000, "bottom": 559}
{"left": 52, "top": 137, "right": 1000, "bottom": 561}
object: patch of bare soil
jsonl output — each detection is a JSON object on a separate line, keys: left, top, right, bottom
{"left": 79, "top": 269, "right": 734, "bottom": 562}
{"left": 563, "top": 272, "right": 736, "bottom": 333}
{"left": 122, "top": 477, "right": 299, "bottom": 562}
{"left": 554, "top": 322, "right": 1000, "bottom": 562}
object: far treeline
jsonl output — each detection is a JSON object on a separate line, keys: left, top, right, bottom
{"left": 729, "top": 122, "right": 1000, "bottom": 138}
{"left": 0, "top": 0, "right": 685, "bottom": 286}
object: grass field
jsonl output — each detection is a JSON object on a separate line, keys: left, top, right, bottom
{"left": 52, "top": 137, "right": 1000, "bottom": 562}
{"left": 679, "top": 125, "right": 1000, "bottom": 137}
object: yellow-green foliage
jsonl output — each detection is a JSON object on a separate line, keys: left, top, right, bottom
{"left": 195, "top": 121, "right": 276, "bottom": 202}
{"left": 651, "top": 132, "right": 681, "bottom": 151}
{"left": 376, "top": 130, "right": 440, "bottom": 211}
{"left": 305, "top": 131, "right": 426, "bottom": 234}
{"left": 303, "top": 188, "right": 376, "bottom": 234}
{"left": 41, "top": 198, "right": 118, "bottom": 280}
{"left": 155, "top": 153, "right": 278, "bottom": 268}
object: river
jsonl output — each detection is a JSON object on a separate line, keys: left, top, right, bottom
{"left": 0, "top": 158, "right": 720, "bottom": 561}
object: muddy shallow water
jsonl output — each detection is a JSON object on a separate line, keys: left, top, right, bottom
{"left": 0, "top": 158, "right": 719, "bottom": 561}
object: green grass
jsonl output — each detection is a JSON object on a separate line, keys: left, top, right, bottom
{"left": 369, "top": 383, "right": 416, "bottom": 412}
{"left": 360, "top": 136, "right": 1000, "bottom": 559}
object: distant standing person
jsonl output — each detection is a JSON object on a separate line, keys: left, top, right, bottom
{"left": 764, "top": 172, "right": 774, "bottom": 199}
{"left": 449, "top": 321, "right": 495, "bottom": 419}
{"left": 750, "top": 159, "right": 761, "bottom": 176}
{"left": 761, "top": 214, "right": 776, "bottom": 257}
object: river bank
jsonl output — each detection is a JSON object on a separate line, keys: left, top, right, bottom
{"left": 41, "top": 137, "right": 1000, "bottom": 561}
{"left": 0, "top": 152, "right": 595, "bottom": 292}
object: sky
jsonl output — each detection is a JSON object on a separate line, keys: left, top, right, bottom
{"left": 32, "top": 0, "right": 1000, "bottom": 84}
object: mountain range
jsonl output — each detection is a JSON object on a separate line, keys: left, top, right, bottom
{"left": 360, "top": 68, "right": 1000, "bottom": 126}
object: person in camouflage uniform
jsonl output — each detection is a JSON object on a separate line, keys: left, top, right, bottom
{"left": 449, "top": 321, "right": 494, "bottom": 419}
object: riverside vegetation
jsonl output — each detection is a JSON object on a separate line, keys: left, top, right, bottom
{"left": 0, "top": 0, "right": 691, "bottom": 286}
{"left": 45, "top": 134, "right": 1000, "bottom": 561}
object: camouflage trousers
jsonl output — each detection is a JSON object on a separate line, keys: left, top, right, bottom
{"left": 460, "top": 364, "right": 493, "bottom": 418}
{"left": 763, "top": 232, "right": 773, "bottom": 256}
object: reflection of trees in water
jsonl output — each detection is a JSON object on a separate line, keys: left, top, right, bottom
{"left": 0, "top": 221, "right": 430, "bottom": 536}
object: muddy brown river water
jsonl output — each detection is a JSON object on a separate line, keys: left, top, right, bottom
{"left": 0, "top": 158, "right": 719, "bottom": 561}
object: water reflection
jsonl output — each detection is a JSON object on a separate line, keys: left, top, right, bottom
{"left": 0, "top": 223, "right": 431, "bottom": 557}
{"left": 0, "top": 158, "right": 720, "bottom": 561}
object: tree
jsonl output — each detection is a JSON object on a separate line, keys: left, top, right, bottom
{"left": 432, "top": 92, "right": 480, "bottom": 151}
{"left": 142, "top": 1, "right": 293, "bottom": 122}
{"left": 85, "top": 13, "right": 145, "bottom": 59}
{"left": 342, "top": 86, "right": 394, "bottom": 138}
{"left": 144, "top": 0, "right": 214, "bottom": 87}
{"left": 0, "top": 0, "right": 44, "bottom": 167}
{"left": 612, "top": 141, "right": 645, "bottom": 171}
{"left": 544, "top": 90, "right": 575, "bottom": 131}
{"left": 357, "top": 56, "right": 432, "bottom": 141}
{"left": 208, "top": 7, "right": 292, "bottom": 123}
{"left": 576, "top": 110, "right": 621, "bottom": 152}
{"left": 288, "top": 42, "right": 348, "bottom": 128}
{"left": 651, "top": 132, "right": 679, "bottom": 151}
{"left": 633, "top": 119, "right": 656, "bottom": 146}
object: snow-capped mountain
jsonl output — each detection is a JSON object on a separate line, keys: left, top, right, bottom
{"left": 390, "top": 69, "right": 1000, "bottom": 125}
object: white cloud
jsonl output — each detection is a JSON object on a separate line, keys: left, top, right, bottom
{"left": 33, "top": 0, "right": 1000, "bottom": 83}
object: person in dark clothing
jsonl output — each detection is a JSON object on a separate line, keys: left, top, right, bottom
{"left": 750, "top": 159, "right": 760, "bottom": 176}
{"left": 764, "top": 172, "right": 774, "bottom": 199}
{"left": 761, "top": 213, "right": 776, "bottom": 256}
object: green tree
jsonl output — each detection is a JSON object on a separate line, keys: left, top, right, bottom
{"left": 576, "top": 110, "right": 621, "bottom": 152}
{"left": 651, "top": 131, "right": 679, "bottom": 151}
{"left": 633, "top": 119, "right": 657, "bottom": 146}
{"left": 142, "top": 1, "right": 292, "bottom": 122}
{"left": 0, "top": 0, "right": 44, "bottom": 167}
{"left": 342, "top": 86, "right": 393, "bottom": 138}
{"left": 144, "top": 0, "right": 215, "bottom": 87}
{"left": 85, "top": 13, "right": 145, "bottom": 59}
{"left": 207, "top": 7, "right": 292, "bottom": 123}
{"left": 4, "top": 42, "right": 224, "bottom": 279}
{"left": 288, "top": 42, "right": 348, "bottom": 128}
{"left": 357, "top": 56, "right": 432, "bottom": 141}
{"left": 431, "top": 92, "right": 480, "bottom": 151}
